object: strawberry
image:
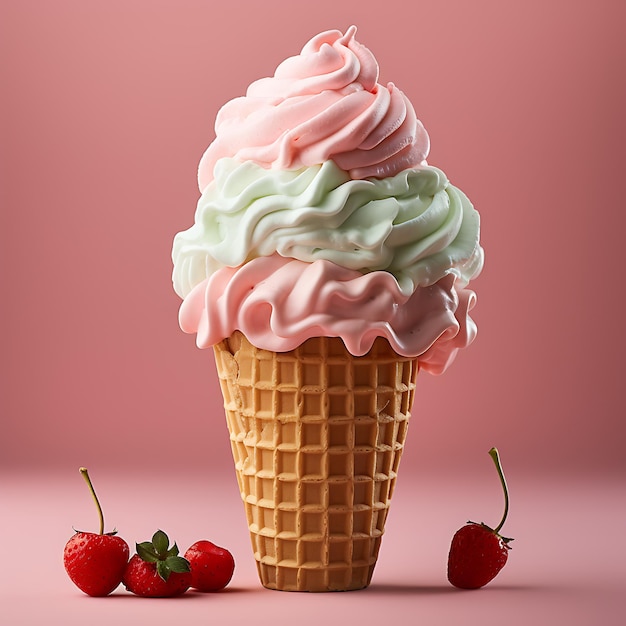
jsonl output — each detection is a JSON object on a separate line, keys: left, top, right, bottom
{"left": 123, "top": 530, "right": 192, "bottom": 597}
{"left": 447, "top": 447, "right": 514, "bottom": 589}
{"left": 184, "top": 540, "right": 235, "bottom": 592}
{"left": 63, "top": 468, "right": 129, "bottom": 596}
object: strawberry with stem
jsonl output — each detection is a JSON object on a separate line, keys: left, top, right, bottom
{"left": 447, "top": 447, "right": 514, "bottom": 589}
{"left": 63, "top": 468, "right": 130, "bottom": 596}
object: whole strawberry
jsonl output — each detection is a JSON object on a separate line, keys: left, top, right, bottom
{"left": 123, "top": 530, "right": 192, "bottom": 597}
{"left": 184, "top": 540, "right": 235, "bottom": 592}
{"left": 63, "top": 468, "right": 129, "bottom": 596}
{"left": 447, "top": 447, "right": 514, "bottom": 589}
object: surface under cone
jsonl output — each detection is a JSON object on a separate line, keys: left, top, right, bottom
{"left": 213, "top": 331, "right": 418, "bottom": 592}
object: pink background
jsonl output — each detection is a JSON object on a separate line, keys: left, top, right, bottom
{"left": 1, "top": 1, "right": 624, "bottom": 624}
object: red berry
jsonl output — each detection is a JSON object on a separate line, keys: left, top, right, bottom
{"left": 63, "top": 468, "right": 129, "bottom": 596}
{"left": 447, "top": 523, "right": 510, "bottom": 589}
{"left": 122, "top": 530, "right": 192, "bottom": 597}
{"left": 64, "top": 532, "right": 129, "bottom": 596}
{"left": 447, "top": 448, "right": 514, "bottom": 589}
{"left": 184, "top": 540, "right": 235, "bottom": 592}
{"left": 123, "top": 555, "right": 192, "bottom": 597}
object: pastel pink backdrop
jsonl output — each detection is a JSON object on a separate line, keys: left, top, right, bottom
{"left": 2, "top": 0, "right": 623, "bottom": 479}
{"left": 2, "top": 2, "right": 625, "bottom": 625}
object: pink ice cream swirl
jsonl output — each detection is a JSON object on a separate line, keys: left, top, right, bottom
{"left": 179, "top": 255, "right": 478, "bottom": 376}
{"left": 197, "top": 26, "right": 430, "bottom": 192}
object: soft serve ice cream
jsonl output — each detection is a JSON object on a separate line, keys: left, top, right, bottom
{"left": 172, "top": 26, "right": 483, "bottom": 374}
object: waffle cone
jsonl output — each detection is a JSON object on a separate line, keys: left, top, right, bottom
{"left": 213, "top": 331, "right": 418, "bottom": 592}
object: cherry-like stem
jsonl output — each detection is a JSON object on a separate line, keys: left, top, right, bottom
{"left": 79, "top": 467, "right": 104, "bottom": 535}
{"left": 488, "top": 447, "right": 509, "bottom": 534}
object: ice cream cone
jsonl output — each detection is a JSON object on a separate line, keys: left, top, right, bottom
{"left": 213, "top": 331, "right": 418, "bottom": 592}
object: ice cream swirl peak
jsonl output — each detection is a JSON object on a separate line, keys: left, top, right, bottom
{"left": 197, "top": 26, "right": 430, "bottom": 190}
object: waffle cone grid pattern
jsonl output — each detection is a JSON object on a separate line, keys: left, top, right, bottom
{"left": 213, "top": 332, "right": 418, "bottom": 592}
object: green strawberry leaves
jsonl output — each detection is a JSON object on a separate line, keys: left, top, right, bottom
{"left": 152, "top": 530, "right": 170, "bottom": 555}
{"left": 135, "top": 530, "right": 191, "bottom": 581}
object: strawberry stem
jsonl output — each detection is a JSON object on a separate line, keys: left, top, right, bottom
{"left": 488, "top": 447, "right": 509, "bottom": 534}
{"left": 79, "top": 467, "right": 104, "bottom": 535}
